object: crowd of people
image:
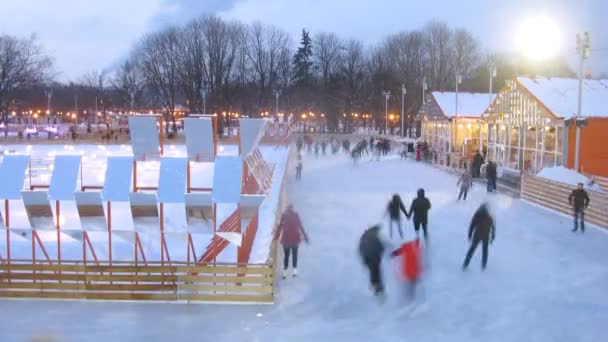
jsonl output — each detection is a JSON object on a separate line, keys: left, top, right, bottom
{"left": 279, "top": 134, "right": 592, "bottom": 307}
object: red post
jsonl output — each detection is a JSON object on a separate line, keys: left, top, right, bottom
{"left": 107, "top": 201, "right": 112, "bottom": 266}
{"left": 56, "top": 200, "right": 61, "bottom": 264}
{"left": 187, "top": 161, "right": 191, "bottom": 193}
{"left": 132, "top": 160, "right": 137, "bottom": 192}
{"left": 83, "top": 231, "right": 87, "bottom": 265}
{"left": 5, "top": 200, "right": 9, "bottom": 262}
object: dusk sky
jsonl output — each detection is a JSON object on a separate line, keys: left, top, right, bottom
{"left": 1, "top": 0, "right": 605, "bottom": 81}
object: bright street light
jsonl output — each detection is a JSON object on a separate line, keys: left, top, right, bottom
{"left": 515, "top": 15, "right": 561, "bottom": 60}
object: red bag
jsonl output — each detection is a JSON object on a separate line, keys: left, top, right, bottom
{"left": 392, "top": 239, "right": 422, "bottom": 282}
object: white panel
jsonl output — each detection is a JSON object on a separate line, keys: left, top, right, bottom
{"left": 158, "top": 157, "right": 187, "bottom": 203}
{"left": 49, "top": 155, "right": 81, "bottom": 201}
{"left": 21, "top": 191, "right": 53, "bottom": 230}
{"left": 0, "top": 154, "right": 29, "bottom": 199}
{"left": 74, "top": 192, "right": 106, "bottom": 231}
{"left": 102, "top": 156, "right": 133, "bottom": 202}
{"left": 239, "top": 118, "right": 267, "bottom": 156}
{"left": 184, "top": 118, "right": 215, "bottom": 161}
{"left": 128, "top": 116, "right": 160, "bottom": 161}
{"left": 212, "top": 156, "right": 242, "bottom": 203}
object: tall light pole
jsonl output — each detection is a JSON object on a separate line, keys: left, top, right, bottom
{"left": 400, "top": 84, "right": 406, "bottom": 138}
{"left": 383, "top": 90, "right": 391, "bottom": 135}
{"left": 574, "top": 32, "right": 590, "bottom": 171}
{"left": 201, "top": 81, "right": 209, "bottom": 114}
{"left": 130, "top": 89, "right": 136, "bottom": 113}
{"left": 45, "top": 88, "right": 53, "bottom": 117}
{"left": 273, "top": 89, "right": 281, "bottom": 118}
{"left": 421, "top": 77, "right": 427, "bottom": 139}
{"left": 484, "top": 64, "right": 496, "bottom": 153}
{"left": 451, "top": 74, "right": 462, "bottom": 154}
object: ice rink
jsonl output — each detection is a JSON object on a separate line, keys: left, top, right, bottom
{"left": 1, "top": 148, "right": 607, "bottom": 342}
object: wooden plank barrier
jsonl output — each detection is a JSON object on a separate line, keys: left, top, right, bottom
{"left": 521, "top": 173, "right": 608, "bottom": 229}
{"left": 0, "top": 261, "right": 275, "bottom": 303}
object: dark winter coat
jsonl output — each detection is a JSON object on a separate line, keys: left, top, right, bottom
{"left": 359, "top": 226, "right": 384, "bottom": 265}
{"left": 473, "top": 152, "right": 484, "bottom": 166}
{"left": 469, "top": 205, "right": 495, "bottom": 241}
{"left": 486, "top": 162, "right": 497, "bottom": 179}
{"left": 569, "top": 189, "right": 590, "bottom": 209}
{"left": 409, "top": 189, "right": 432, "bottom": 223}
{"left": 274, "top": 208, "right": 308, "bottom": 246}
{"left": 387, "top": 195, "right": 408, "bottom": 220}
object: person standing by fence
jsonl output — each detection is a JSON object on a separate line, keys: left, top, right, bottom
{"left": 569, "top": 182, "right": 590, "bottom": 233}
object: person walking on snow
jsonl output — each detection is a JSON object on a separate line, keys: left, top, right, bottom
{"left": 274, "top": 205, "right": 309, "bottom": 278}
{"left": 457, "top": 171, "right": 473, "bottom": 200}
{"left": 359, "top": 225, "right": 386, "bottom": 297}
{"left": 386, "top": 194, "right": 408, "bottom": 239}
{"left": 472, "top": 150, "right": 484, "bottom": 178}
{"left": 569, "top": 182, "right": 590, "bottom": 233}
{"left": 391, "top": 238, "right": 422, "bottom": 300}
{"left": 462, "top": 203, "right": 495, "bottom": 270}
{"left": 407, "top": 189, "right": 432, "bottom": 240}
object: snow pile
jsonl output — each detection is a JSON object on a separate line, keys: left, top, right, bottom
{"left": 537, "top": 166, "right": 602, "bottom": 191}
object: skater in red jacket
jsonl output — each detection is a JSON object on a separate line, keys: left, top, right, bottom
{"left": 274, "top": 205, "right": 309, "bottom": 278}
{"left": 391, "top": 238, "right": 422, "bottom": 300}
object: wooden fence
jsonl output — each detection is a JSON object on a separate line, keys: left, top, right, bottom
{"left": 521, "top": 173, "right": 608, "bottom": 229}
{"left": 0, "top": 261, "right": 275, "bottom": 302}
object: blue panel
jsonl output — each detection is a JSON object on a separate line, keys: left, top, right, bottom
{"left": 0, "top": 154, "right": 29, "bottom": 199}
{"left": 48, "top": 155, "right": 81, "bottom": 201}
{"left": 102, "top": 156, "right": 133, "bottom": 202}
{"left": 239, "top": 119, "right": 266, "bottom": 156}
{"left": 212, "top": 156, "right": 242, "bottom": 203}
{"left": 158, "top": 157, "right": 187, "bottom": 203}
{"left": 128, "top": 116, "right": 160, "bottom": 161}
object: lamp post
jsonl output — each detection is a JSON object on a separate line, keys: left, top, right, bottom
{"left": 201, "top": 81, "right": 209, "bottom": 114}
{"left": 574, "top": 32, "right": 590, "bottom": 171}
{"left": 273, "top": 89, "right": 281, "bottom": 118}
{"left": 451, "top": 74, "right": 462, "bottom": 154}
{"left": 484, "top": 64, "right": 496, "bottom": 152}
{"left": 400, "top": 84, "right": 406, "bottom": 138}
{"left": 383, "top": 90, "right": 391, "bottom": 135}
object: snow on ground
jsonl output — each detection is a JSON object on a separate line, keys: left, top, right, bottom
{"left": 0, "top": 144, "right": 288, "bottom": 263}
{"left": 1, "top": 149, "right": 607, "bottom": 342}
{"left": 537, "top": 166, "right": 602, "bottom": 191}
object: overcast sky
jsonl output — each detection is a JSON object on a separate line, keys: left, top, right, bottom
{"left": 1, "top": 0, "right": 606, "bottom": 81}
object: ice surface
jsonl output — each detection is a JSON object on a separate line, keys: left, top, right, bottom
{"left": 1, "top": 149, "right": 607, "bottom": 341}
{"left": 518, "top": 77, "right": 608, "bottom": 118}
{"left": 537, "top": 166, "right": 603, "bottom": 191}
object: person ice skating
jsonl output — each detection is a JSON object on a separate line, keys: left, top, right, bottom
{"left": 407, "top": 189, "right": 432, "bottom": 240}
{"left": 314, "top": 142, "right": 320, "bottom": 158}
{"left": 569, "top": 182, "right": 590, "bottom": 233}
{"left": 274, "top": 205, "right": 309, "bottom": 278}
{"left": 359, "top": 225, "right": 385, "bottom": 297}
{"left": 321, "top": 141, "right": 327, "bottom": 156}
{"left": 391, "top": 238, "right": 422, "bottom": 300}
{"left": 296, "top": 161, "right": 303, "bottom": 181}
{"left": 386, "top": 194, "right": 408, "bottom": 239}
{"left": 457, "top": 171, "right": 473, "bottom": 200}
{"left": 462, "top": 203, "right": 496, "bottom": 270}
{"left": 486, "top": 161, "right": 497, "bottom": 193}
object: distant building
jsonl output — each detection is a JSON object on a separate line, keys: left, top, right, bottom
{"left": 418, "top": 91, "right": 495, "bottom": 165}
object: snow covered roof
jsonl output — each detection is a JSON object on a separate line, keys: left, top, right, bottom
{"left": 432, "top": 92, "right": 495, "bottom": 118}
{"left": 517, "top": 77, "right": 608, "bottom": 118}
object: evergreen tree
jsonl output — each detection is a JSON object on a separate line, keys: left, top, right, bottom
{"left": 292, "top": 29, "right": 313, "bottom": 86}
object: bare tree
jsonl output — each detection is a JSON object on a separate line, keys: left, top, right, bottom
{"left": 313, "top": 32, "right": 341, "bottom": 86}
{"left": 0, "top": 34, "right": 53, "bottom": 123}
{"left": 112, "top": 59, "right": 144, "bottom": 111}
{"left": 453, "top": 28, "right": 480, "bottom": 78}
{"left": 336, "top": 39, "right": 367, "bottom": 130}
{"left": 424, "top": 20, "right": 454, "bottom": 91}
{"left": 137, "top": 26, "right": 181, "bottom": 134}
{"left": 81, "top": 69, "right": 107, "bottom": 121}
{"left": 245, "top": 22, "right": 292, "bottom": 111}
